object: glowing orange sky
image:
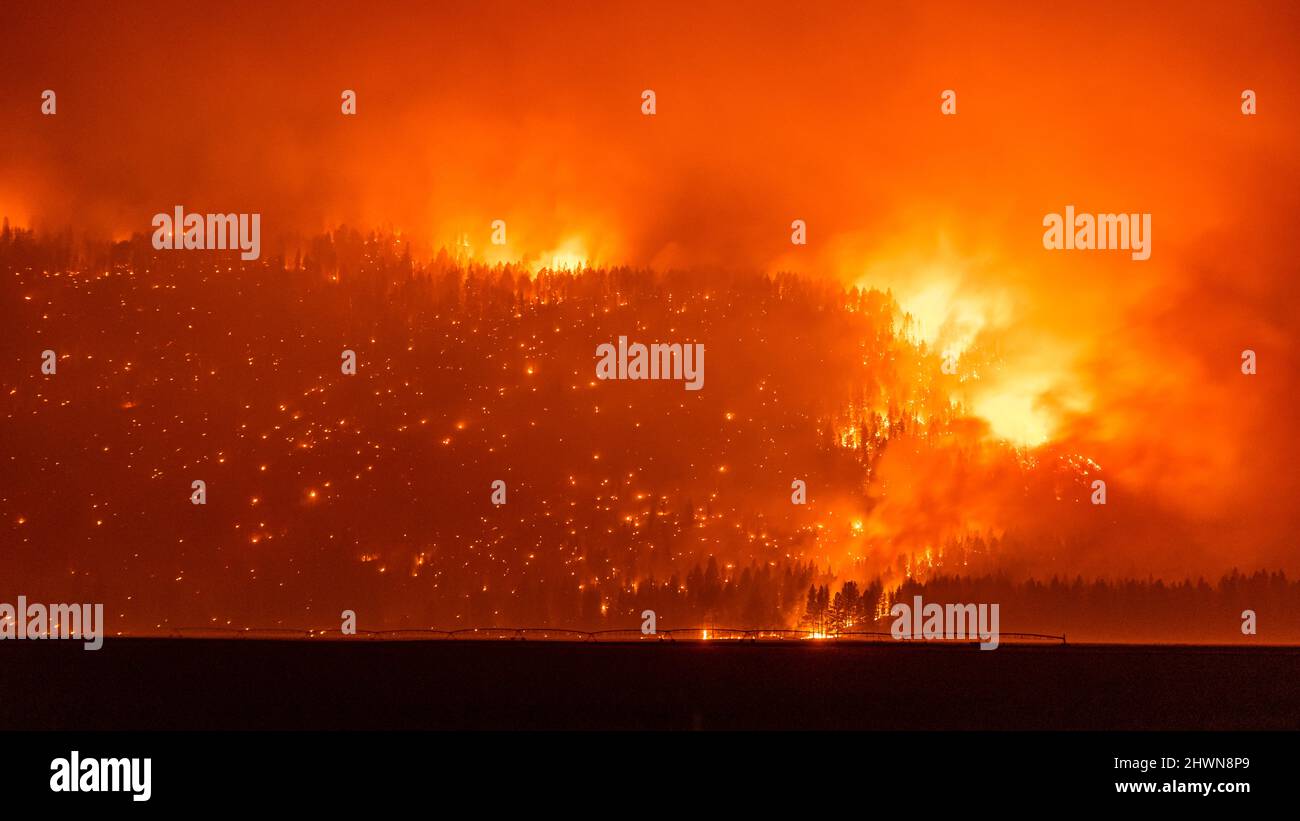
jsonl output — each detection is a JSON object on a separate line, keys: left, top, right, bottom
{"left": 3, "top": 0, "right": 1300, "bottom": 578}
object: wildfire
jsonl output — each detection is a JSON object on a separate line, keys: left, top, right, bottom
{"left": 535, "top": 237, "right": 590, "bottom": 272}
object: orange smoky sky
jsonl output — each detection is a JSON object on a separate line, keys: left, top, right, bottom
{"left": 3, "top": 0, "right": 1300, "bottom": 583}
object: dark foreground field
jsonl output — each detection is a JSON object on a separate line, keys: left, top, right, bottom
{"left": 2, "top": 639, "right": 1297, "bottom": 730}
